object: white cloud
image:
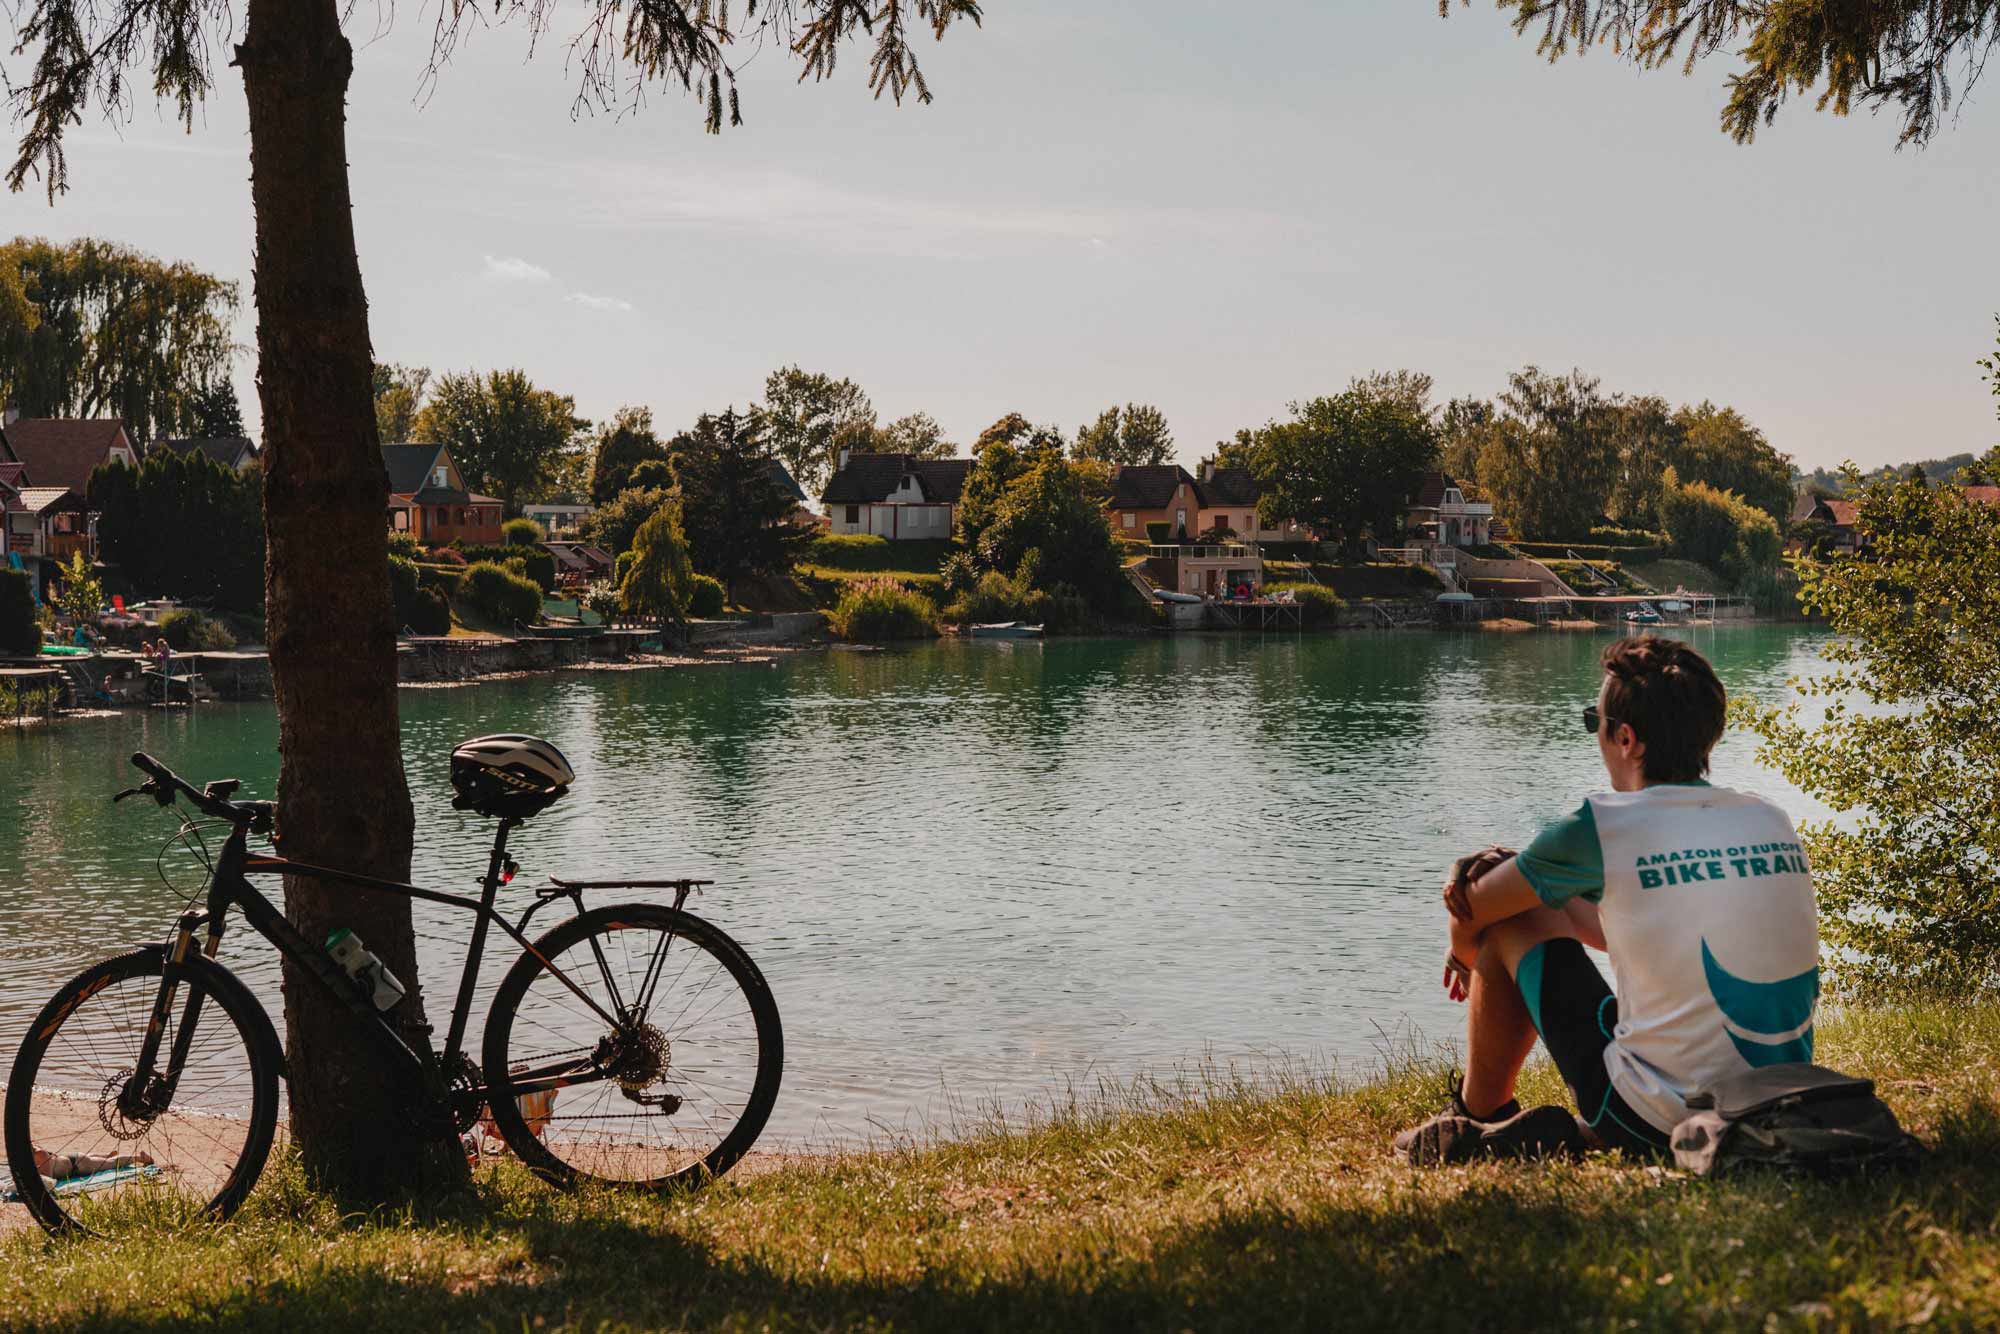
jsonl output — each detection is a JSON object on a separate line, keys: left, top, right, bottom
{"left": 481, "top": 254, "right": 552, "bottom": 283}
{"left": 567, "top": 291, "right": 635, "bottom": 313}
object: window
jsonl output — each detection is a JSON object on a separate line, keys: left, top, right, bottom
{"left": 433, "top": 466, "right": 448, "bottom": 487}
{"left": 1121, "top": 512, "right": 1134, "bottom": 529}
{"left": 393, "top": 511, "right": 408, "bottom": 530}
{"left": 435, "top": 507, "right": 448, "bottom": 528}
{"left": 845, "top": 505, "right": 860, "bottom": 525}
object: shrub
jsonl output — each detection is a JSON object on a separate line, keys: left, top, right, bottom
{"left": 945, "top": 570, "right": 1050, "bottom": 627}
{"left": 158, "top": 609, "right": 237, "bottom": 651}
{"left": 415, "top": 563, "right": 467, "bottom": 597}
{"left": 581, "top": 580, "right": 622, "bottom": 624}
{"left": 827, "top": 579, "right": 940, "bottom": 641}
{"left": 938, "top": 550, "right": 979, "bottom": 596}
{"left": 461, "top": 561, "right": 544, "bottom": 627}
{"left": 0, "top": 569, "right": 40, "bottom": 655}
{"left": 803, "top": 533, "right": 952, "bottom": 573}
{"left": 502, "top": 517, "right": 545, "bottom": 546}
{"left": 389, "top": 556, "right": 451, "bottom": 635}
{"left": 462, "top": 544, "right": 555, "bottom": 593}
{"left": 688, "top": 574, "right": 726, "bottom": 617}
{"left": 1265, "top": 581, "right": 1344, "bottom": 625}
{"left": 614, "top": 550, "right": 638, "bottom": 588}
{"left": 387, "top": 531, "right": 422, "bottom": 560}
{"left": 1145, "top": 521, "right": 1171, "bottom": 544}
{"left": 1658, "top": 469, "right": 1780, "bottom": 592}
{"left": 426, "top": 546, "right": 467, "bottom": 566}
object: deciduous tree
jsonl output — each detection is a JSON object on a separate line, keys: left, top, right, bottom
{"left": 876, "top": 410, "right": 957, "bottom": 459}
{"left": 414, "top": 368, "right": 587, "bottom": 516}
{"left": 90, "top": 448, "right": 264, "bottom": 612}
{"left": 0, "top": 236, "right": 238, "bottom": 438}
{"left": 371, "top": 363, "right": 429, "bottom": 445}
{"left": 587, "top": 405, "right": 668, "bottom": 504}
{"left": 1072, "top": 403, "right": 1174, "bottom": 467}
{"left": 1252, "top": 390, "right": 1440, "bottom": 548}
{"left": 620, "top": 502, "right": 696, "bottom": 633}
{"left": 5, "top": 0, "right": 987, "bottom": 1201}
{"left": 761, "top": 366, "right": 876, "bottom": 494}
{"left": 1474, "top": 366, "right": 1619, "bottom": 540}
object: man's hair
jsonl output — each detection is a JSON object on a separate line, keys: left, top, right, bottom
{"left": 1600, "top": 636, "right": 1726, "bottom": 783}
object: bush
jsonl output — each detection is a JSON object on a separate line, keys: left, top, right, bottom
{"left": 426, "top": 546, "right": 467, "bottom": 566}
{"left": 945, "top": 570, "right": 1051, "bottom": 627}
{"left": 158, "top": 609, "right": 237, "bottom": 651}
{"left": 826, "top": 579, "right": 940, "bottom": 641}
{"left": 389, "top": 556, "right": 452, "bottom": 635}
{"left": 688, "top": 574, "right": 726, "bottom": 617}
{"left": 460, "top": 561, "right": 545, "bottom": 628}
{"left": 582, "top": 580, "right": 622, "bottom": 624}
{"left": 615, "top": 550, "right": 638, "bottom": 588}
{"left": 463, "top": 544, "right": 555, "bottom": 593}
{"left": 0, "top": 569, "right": 40, "bottom": 655}
{"left": 415, "top": 563, "right": 467, "bottom": 597}
{"left": 1265, "top": 581, "right": 1344, "bottom": 625}
{"left": 387, "top": 531, "right": 422, "bottom": 560}
{"left": 1657, "top": 470, "right": 1780, "bottom": 592}
{"left": 502, "top": 517, "right": 545, "bottom": 546}
{"left": 938, "top": 551, "right": 979, "bottom": 597}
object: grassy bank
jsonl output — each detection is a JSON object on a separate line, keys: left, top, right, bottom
{"left": 6, "top": 1003, "right": 1998, "bottom": 1331}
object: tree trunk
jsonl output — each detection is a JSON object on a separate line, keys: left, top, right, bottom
{"left": 238, "top": 0, "right": 465, "bottom": 1198}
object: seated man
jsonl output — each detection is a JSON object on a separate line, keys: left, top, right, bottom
{"left": 1396, "top": 635, "right": 1821, "bottom": 1163}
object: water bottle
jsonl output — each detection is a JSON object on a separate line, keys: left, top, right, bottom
{"left": 325, "top": 928, "right": 407, "bottom": 1012}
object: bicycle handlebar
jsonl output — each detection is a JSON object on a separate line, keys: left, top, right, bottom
{"left": 127, "top": 752, "right": 275, "bottom": 832}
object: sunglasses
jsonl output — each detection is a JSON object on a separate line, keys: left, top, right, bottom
{"left": 1581, "top": 704, "right": 1618, "bottom": 737}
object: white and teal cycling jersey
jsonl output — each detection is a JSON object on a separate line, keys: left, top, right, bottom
{"left": 1515, "top": 780, "right": 1820, "bottom": 1135}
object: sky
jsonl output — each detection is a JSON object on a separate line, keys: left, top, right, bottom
{"left": 4, "top": 1, "right": 1997, "bottom": 474}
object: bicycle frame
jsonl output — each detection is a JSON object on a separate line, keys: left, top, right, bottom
{"left": 133, "top": 814, "right": 707, "bottom": 1121}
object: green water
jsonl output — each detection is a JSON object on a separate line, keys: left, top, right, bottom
{"left": 0, "top": 625, "right": 1830, "bottom": 1142}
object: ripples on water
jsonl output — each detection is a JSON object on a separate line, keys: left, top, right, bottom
{"left": 0, "top": 626, "right": 1829, "bottom": 1143}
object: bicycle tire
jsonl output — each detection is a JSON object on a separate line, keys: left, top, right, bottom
{"left": 481, "top": 903, "right": 782, "bottom": 1190}
{"left": 5, "top": 949, "right": 282, "bottom": 1235}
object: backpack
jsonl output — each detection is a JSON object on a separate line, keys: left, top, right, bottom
{"left": 1670, "top": 1062, "right": 1924, "bottom": 1177}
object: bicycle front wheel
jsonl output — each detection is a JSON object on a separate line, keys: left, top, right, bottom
{"left": 5, "top": 949, "right": 281, "bottom": 1234}
{"left": 482, "top": 903, "right": 782, "bottom": 1189}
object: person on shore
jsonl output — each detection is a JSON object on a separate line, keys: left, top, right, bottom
{"left": 1394, "top": 635, "right": 1821, "bottom": 1164}
{"left": 32, "top": 1146, "right": 155, "bottom": 1190}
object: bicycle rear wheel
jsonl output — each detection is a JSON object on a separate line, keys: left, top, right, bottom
{"left": 5, "top": 949, "right": 281, "bottom": 1234}
{"left": 482, "top": 903, "right": 782, "bottom": 1189}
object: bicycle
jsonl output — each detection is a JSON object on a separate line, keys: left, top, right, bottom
{"left": 4, "top": 750, "right": 783, "bottom": 1236}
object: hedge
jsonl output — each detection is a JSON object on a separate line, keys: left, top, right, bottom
{"left": 1264, "top": 581, "right": 1345, "bottom": 626}
{"left": 390, "top": 556, "right": 452, "bottom": 635}
{"left": 502, "top": 517, "right": 545, "bottom": 547}
{"left": 0, "top": 569, "right": 40, "bottom": 656}
{"left": 803, "top": 533, "right": 952, "bottom": 573}
{"left": 461, "top": 561, "right": 544, "bottom": 627}
{"left": 1587, "top": 526, "right": 1667, "bottom": 549}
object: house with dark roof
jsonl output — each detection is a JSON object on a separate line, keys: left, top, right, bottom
{"left": 820, "top": 448, "right": 971, "bottom": 540}
{"left": 1790, "top": 494, "right": 1863, "bottom": 554}
{"left": 1106, "top": 464, "right": 1201, "bottom": 540}
{"left": 1189, "top": 461, "right": 1308, "bottom": 542}
{"left": 383, "top": 442, "right": 504, "bottom": 547}
{"left": 1400, "top": 472, "right": 1493, "bottom": 548}
{"left": 1, "top": 417, "right": 140, "bottom": 492}
{"left": 154, "top": 436, "right": 260, "bottom": 472}
{"left": 522, "top": 501, "right": 593, "bottom": 539}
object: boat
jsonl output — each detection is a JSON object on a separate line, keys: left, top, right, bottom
{"left": 1436, "top": 591, "right": 1476, "bottom": 603}
{"left": 1624, "top": 602, "right": 1663, "bottom": 625}
{"left": 514, "top": 622, "right": 605, "bottom": 640}
{"left": 1154, "top": 590, "right": 1203, "bottom": 604}
{"left": 1657, "top": 599, "right": 1689, "bottom": 614}
{"left": 970, "top": 622, "right": 1044, "bottom": 639}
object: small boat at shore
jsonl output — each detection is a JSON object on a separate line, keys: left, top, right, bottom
{"left": 1624, "top": 602, "right": 1663, "bottom": 625}
{"left": 971, "top": 622, "right": 1044, "bottom": 639}
{"left": 1154, "top": 590, "right": 1203, "bottom": 604}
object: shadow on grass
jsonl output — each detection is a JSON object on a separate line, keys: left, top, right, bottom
{"left": 39, "top": 1103, "right": 2000, "bottom": 1334}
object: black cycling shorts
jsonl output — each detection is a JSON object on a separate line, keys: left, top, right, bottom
{"left": 1514, "top": 938, "right": 1672, "bottom": 1157}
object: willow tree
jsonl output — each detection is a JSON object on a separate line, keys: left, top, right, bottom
{"left": 5, "top": 0, "right": 984, "bottom": 1200}
{"left": 1455, "top": 0, "right": 1999, "bottom": 144}
{"left": 0, "top": 236, "right": 239, "bottom": 437}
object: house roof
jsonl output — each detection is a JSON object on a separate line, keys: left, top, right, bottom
{"left": 1407, "top": 472, "right": 1462, "bottom": 510}
{"left": 764, "top": 458, "right": 809, "bottom": 505}
{"left": 3, "top": 418, "right": 131, "bottom": 492}
{"left": 18, "top": 486, "right": 81, "bottom": 514}
{"left": 0, "top": 462, "right": 26, "bottom": 492}
{"left": 155, "top": 436, "right": 258, "bottom": 469}
{"left": 1108, "top": 464, "right": 1195, "bottom": 510}
{"left": 821, "top": 453, "right": 972, "bottom": 505}
{"left": 544, "top": 542, "right": 614, "bottom": 573}
{"left": 1790, "top": 491, "right": 1824, "bottom": 523}
{"left": 1195, "top": 466, "right": 1261, "bottom": 508}
{"left": 1821, "top": 499, "right": 1860, "bottom": 526}
{"left": 382, "top": 443, "right": 445, "bottom": 497}
{"left": 1961, "top": 485, "right": 2000, "bottom": 509}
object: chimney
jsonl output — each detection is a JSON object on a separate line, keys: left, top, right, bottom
{"left": 1200, "top": 457, "right": 1216, "bottom": 483}
{"left": 2, "top": 403, "right": 18, "bottom": 429}
{"left": 837, "top": 445, "right": 853, "bottom": 472}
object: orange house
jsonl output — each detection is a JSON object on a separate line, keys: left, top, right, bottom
{"left": 1106, "top": 465, "right": 1202, "bottom": 540}
{"left": 384, "top": 443, "right": 504, "bottom": 546}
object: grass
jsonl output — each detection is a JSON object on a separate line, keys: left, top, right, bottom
{"left": 7, "top": 1002, "right": 1997, "bottom": 1331}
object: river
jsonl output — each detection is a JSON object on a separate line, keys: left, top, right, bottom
{"left": 0, "top": 624, "right": 1830, "bottom": 1145}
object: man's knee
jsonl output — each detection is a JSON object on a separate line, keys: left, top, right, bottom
{"left": 1478, "top": 906, "right": 1580, "bottom": 978}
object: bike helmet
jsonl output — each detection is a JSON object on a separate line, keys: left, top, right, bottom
{"left": 449, "top": 734, "right": 575, "bottom": 819}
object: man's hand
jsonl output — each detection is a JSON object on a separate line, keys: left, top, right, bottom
{"left": 1443, "top": 912, "right": 1481, "bottom": 1002}
{"left": 1443, "top": 845, "right": 1517, "bottom": 921}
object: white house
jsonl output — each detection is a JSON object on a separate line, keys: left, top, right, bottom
{"left": 820, "top": 449, "right": 971, "bottom": 540}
